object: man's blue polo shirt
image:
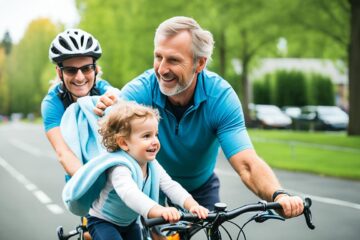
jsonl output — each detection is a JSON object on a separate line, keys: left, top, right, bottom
{"left": 121, "top": 69, "right": 253, "bottom": 191}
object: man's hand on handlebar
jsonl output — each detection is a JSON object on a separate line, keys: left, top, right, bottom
{"left": 275, "top": 195, "right": 304, "bottom": 218}
{"left": 94, "top": 91, "right": 118, "bottom": 116}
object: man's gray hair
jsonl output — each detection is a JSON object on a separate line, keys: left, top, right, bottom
{"left": 154, "top": 16, "right": 214, "bottom": 63}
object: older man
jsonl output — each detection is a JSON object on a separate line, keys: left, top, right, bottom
{"left": 95, "top": 16, "right": 303, "bottom": 218}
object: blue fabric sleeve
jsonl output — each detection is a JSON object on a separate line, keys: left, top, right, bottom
{"left": 96, "top": 80, "right": 112, "bottom": 94}
{"left": 120, "top": 70, "right": 154, "bottom": 105}
{"left": 41, "top": 91, "right": 65, "bottom": 132}
{"left": 213, "top": 87, "right": 253, "bottom": 159}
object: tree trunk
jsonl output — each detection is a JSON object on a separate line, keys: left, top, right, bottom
{"left": 218, "top": 30, "right": 226, "bottom": 77}
{"left": 348, "top": 0, "right": 360, "bottom": 135}
{"left": 240, "top": 29, "right": 251, "bottom": 125}
{"left": 241, "top": 59, "right": 251, "bottom": 125}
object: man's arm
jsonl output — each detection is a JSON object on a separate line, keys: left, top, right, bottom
{"left": 46, "top": 127, "right": 82, "bottom": 176}
{"left": 229, "top": 148, "right": 304, "bottom": 218}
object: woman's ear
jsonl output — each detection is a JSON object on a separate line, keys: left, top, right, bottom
{"left": 116, "top": 136, "right": 129, "bottom": 151}
{"left": 56, "top": 66, "right": 63, "bottom": 78}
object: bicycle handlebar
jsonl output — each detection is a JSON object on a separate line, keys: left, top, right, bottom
{"left": 142, "top": 197, "right": 315, "bottom": 230}
{"left": 303, "top": 197, "right": 315, "bottom": 229}
{"left": 57, "top": 225, "right": 86, "bottom": 240}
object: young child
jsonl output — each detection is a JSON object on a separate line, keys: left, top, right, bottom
{"left": 86, "top": 101, "right": 209, "bottom": 240}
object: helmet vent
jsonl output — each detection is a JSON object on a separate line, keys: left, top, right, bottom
{"left": 59, "top": 36, "right": 71, "bottom": 51}
{"left": 70, "top": 36, "right": 79, "bottom": 49}
{"left": 94, "top": 46, "right": 99, "bottom": 51}
{"left": 80, "top": 35, "right": 84, "bottom": 46}
{"left": 86, "top": 37, "right": 93, "bottom": 49}
{"left": 51, "top": 46, "right": 61, "bottom": 54}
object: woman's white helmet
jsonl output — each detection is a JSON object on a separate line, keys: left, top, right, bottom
{"left": 49, "top": 28, "right": 102, "bottom": 64}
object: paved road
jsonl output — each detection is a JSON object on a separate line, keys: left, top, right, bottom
{"left": 0, "top": 122, "right": 359, "bottom": 239}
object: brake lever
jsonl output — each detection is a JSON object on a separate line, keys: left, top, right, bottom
{"left": 303, "top": 197, "right": 315, "bottom": 230}
{"left": 160, "top": 221, "right": 192, "bottom": 232}
{"left": 254, "top": 209, "right": 285, "bottom": 223}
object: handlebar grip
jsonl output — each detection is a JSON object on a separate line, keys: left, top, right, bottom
{"left": 141, "top": 213, "right": 201, "bottom": 228}
{"left": 141, "top": 216, "right": 167, "bottom": 228}
{"left": 303, "top": 197, "right": 315, "bottom": 230}
{"left": 266, "top": 202, "right": 282, "bottom": 210}
{"left": 268, "top": 197, "right": 315, "bottom": 230}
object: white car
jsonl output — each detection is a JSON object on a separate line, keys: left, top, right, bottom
{"left": 250, "top": 104, "right": 292, "bottom": 129}
{"left": 297, "top": 106, "right": 348, "bottom": 131}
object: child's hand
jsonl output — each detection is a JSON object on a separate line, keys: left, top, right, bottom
{"left": 161, "top": 207, "right": 181, "bottom": 223}
{"left": 189, "top": 205, "right": 209, "bottom": 219}
{"left": 148, "top": 205, "right": 181, "bottom": 223}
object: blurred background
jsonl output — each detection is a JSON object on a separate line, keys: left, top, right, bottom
{"left": 0, "top": 0, "right": 359, "bottom": 136}
{"left": 0, "top": 0, "right": 359, "bottom": 195}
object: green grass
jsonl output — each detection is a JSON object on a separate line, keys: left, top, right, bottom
{"left": 248, "top": 129, "right": 360, "bottom": 180}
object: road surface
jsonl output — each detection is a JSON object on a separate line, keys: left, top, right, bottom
{"left": 0, "top": 122, "right": 359, "bottom": 239}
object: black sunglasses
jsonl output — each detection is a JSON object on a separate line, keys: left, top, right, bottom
{"left": 60, "top": 64, "right": 96, "bottom": 76}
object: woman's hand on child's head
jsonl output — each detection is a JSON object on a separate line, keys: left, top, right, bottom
{"left": 161, "top": 207, "right": 181, "bottom": 223}
{"left": 189, "top": 205, "right": 209, "bottom": 219}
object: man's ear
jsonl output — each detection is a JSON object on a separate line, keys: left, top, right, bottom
{"left": 116, "top": 136, "right": 129, "bottom": 151}
{"left": 195, "top": 57, "right": 207, "bottom": 73}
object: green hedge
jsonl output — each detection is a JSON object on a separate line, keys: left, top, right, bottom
{"left": 253, "top": 70, "right": 335, "bottom": 107}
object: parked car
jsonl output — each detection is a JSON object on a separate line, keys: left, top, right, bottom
{"left": 295, "top": 106, "right": 348, "bottom": 131}
{"left": 10, "top": 113, "right": 23, "bottom": 122}
{"left": 249, "top": 104, "right": 292, "bottom": 129}
{"left": 0, "top": 114, "right": 9, "bottom": 123}
{"left": 282, "top": 106, "right": 301, "bottom": 119}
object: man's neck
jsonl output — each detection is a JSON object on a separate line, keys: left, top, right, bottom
{"left": 167, "top": 77, "right": 197, "bottom": 106}
{"left": 168, "top": 94, "right": 191, "bottom": 106}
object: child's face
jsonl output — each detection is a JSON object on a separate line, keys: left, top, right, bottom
{"left": 124, "top": 116, "right": 160, "bottom": 164}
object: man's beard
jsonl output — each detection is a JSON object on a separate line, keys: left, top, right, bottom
{"left": 158, "top": 71, "right": 196, "bottom": 97}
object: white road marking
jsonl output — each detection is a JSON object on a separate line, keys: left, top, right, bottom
{"left": 10, "top": 138, "right": 57, "bottom": 160}
{"left": 215, "top": 168, "right": 360, "bottom": 210}
{"left": 25, "top": 183, "right": 37, "bottom": 191}
{"left": 0, "top": 155, "right": 64, "bottom": 215}
{"left": 34, "top": 190, "right": 52, "bottom": 204}
{"left": 47, "top": 204, "right": 64, "bottom": 214}
{"left": 9, "top": 138, "right": 43, "bottom": 157}
{"left": 289, "top": 190, "right": 360, "bottom": 210}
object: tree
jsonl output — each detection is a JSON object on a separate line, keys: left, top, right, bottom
{"left": 348, "top": 0, "right": 360, "bottom": 135}
{"left": 0, "top": 47, "right": 9, "bottom": 114}
{"left": 280, "top": 0, "right": 359, "bottom": 135}
{"left": 190, "top": 0, "right": 286, "bottom": 123}
{"left": 1, "top": 31, "right": 12, "bottom": 55}
{"left": 76, "top": 0, "right": 189, "bottom": 88}
{"left": 4, "top": 18, "right": 57, "bottom": 114}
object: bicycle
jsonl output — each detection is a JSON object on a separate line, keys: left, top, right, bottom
{"left": 57, "top": 198, "right": 314, "bottom": 240}
{"left": 142, "top": 197, "right": 315, "bottom": 240}
{"left": 57, "top": 217, "right": 88, "bottom": 240}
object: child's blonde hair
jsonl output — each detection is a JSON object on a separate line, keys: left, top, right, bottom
{"left": 98, "top": 101, "right": 160, "bottom": 152}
